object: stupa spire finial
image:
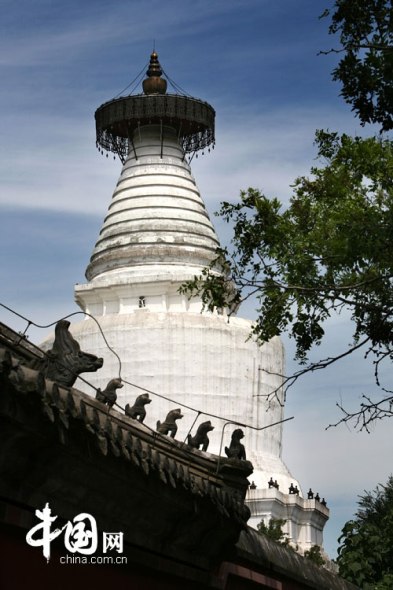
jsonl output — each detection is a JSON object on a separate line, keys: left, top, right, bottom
{"left": 143, "top": 50, "right": 167, "bottom": 95}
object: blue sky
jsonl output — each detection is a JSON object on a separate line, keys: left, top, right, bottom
{"left": 1, "top": 0, "right": 392, "bottom": 560}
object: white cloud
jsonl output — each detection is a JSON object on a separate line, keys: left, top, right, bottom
{"left": 0, "top": 0, "right": 267, "bottom": 67}
{"left": 193, "top": 105, "right": 363, "bottom": 213}
{"left": 1, "top": 104, "right": 360, "bottom": 217}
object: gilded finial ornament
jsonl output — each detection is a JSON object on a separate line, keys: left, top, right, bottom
{"left": 142, "top": 51, "right": 167, "bottom": 95}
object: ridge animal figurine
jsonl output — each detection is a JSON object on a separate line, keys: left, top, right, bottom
{"left": 125, "top": 393, "right": 151, "bottom": 423}
{"left": 225, "top": 428, "right": 246, "bottom": 460}
{"left": 187, "top": 420, "right": 214, "bottom": 452}
{"left": 40, "top": 319, "right": 103, "bottom": 388}
{"left": 156, "top": 408, "right": 183, "bottom": 438}
{"left": 95, "top": 378, "right": 123, "bottom": 409}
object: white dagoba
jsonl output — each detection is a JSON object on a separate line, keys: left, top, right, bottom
{"left": 68, "top": 52, "right": 328, "bottom": 552}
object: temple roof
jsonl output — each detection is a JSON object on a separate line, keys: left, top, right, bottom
{"left": 0, "top": 320, "right": 252, "bottom": 565}
{"left": 0, "top": 319, "right": 358, "bottom": 589}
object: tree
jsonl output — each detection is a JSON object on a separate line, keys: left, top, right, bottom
{"left": 257, "top": 518, "right": 291, "bottom": 546}
{"left": 321, "top": 0, "right": 393, "bottom": 131}
{"left": 304, "top": 544, "right": 326, "bottom": 567}
{"left": 337, "top": 476, "right": 393, "bottom": 588}
{"left": 181, "top": 2, "right": 393, "bottom": 428}
{"left": 257, "top": 519, "right": 325, "bottom": 566}
{"left": 181, "top": 131, "right": 393, "bottom": 430}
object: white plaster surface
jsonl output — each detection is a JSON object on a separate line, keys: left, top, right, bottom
{"left": 69, "top": 310, "right": 297, "bottom": 492}
{"left": 247, "top": 487, "right": 329, "bottom": 552}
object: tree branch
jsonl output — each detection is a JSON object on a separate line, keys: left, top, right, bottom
{"left": 327, "top": 394, "right": 393, "bottom": 433}
{"left": 319, "top": 44, "right": 393, "bottom": 56}
{"left": 255, "top": 337, "right": 371, "bottom": 400}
